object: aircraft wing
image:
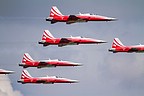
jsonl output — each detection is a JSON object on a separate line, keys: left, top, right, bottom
{"left": 36, "top": 79, "right": 54, "bottom": 84}
{"left": 58, "top": 38, "right": 70, "bottom": 47}
{"left": 128, "top": 47, "right": 139, "bottom": 52}
{"left": 58, "top": 38, "right": 79, "bottom": 47}
{"left": 37, "top": 62, "right": 49, "bottom": 68}
{"left": 36, "top": 79, "right": 47, "bottom": 83}
{"left": 66, "top": 21, "right": 76, "bottom": 24}
{"left": 67, "top": 15, "right": 87, "bottom": 24}
{"left": 39, "top": 62, "right": 48, "bottom": 65}
{"left": 68, "top": 15, "right": 80, "bottom": 21}
{"left": 58, "top": 43, "right": 68, "bottom": 47}
{"left": 60, "top": 38, "right": 71, "bottom": 43}
{"left": 39, "top": 61, "right": 58, "bottom": 68}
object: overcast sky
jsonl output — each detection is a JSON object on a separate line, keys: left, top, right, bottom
{"left": 0, "top": 0, "right": 144, "bottom": 96}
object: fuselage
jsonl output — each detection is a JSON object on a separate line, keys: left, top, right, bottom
{"left": 0, "top": 69, "right": 14, "bottom": 74}
{"left": 46, "top": 14, "right": 116, "bottom": 24}
{"left": 19, "top": 60, "right": 81, "bottom": 68}
{"left": 109, "top": 45, "right": 144, "bottom": 53}
{"left": 18, "top": 77, "right": 78, "bottom": 84}
{"left": 46, "top": 6, "right": 117, "bottom": 24}
{"left": 40, "top": 37, "right": 107, "bottom": 47}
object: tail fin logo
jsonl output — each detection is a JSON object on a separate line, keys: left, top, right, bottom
{"left": 22, "top": 53, "right": 34, "bottom": 63}
{"left": 42, "top": 30, "right": 55, "bottom": 41}
{"left": 21, "top": 70, "right": 32, "bottom": 79}
{"left": 50, "top": 6, "right": 63, "bottom": 17}
{"left": 112, "top": 38, "right": 124, "bottom": 48}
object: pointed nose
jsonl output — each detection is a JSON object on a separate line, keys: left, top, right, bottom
{"left": 107, "top": 17, "right": 117, "bottom": 21}
{"left": 71, "top": 62, "right": 82, "bottom": 66}
{"left": 9, "top": 71, "right": 15, "bottom": 74}
{"left": 70, "top": 80, "right": 79, "bottom": 83}
{"left": 98, "top": 40, "right": 107, "bottom": 44}
{"left": 6, "top": 71, "right": 15, "bottom": 74}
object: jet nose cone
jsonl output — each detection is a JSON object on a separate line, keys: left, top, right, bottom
{"left": 107, "top": 17, "right": 118, "bottom": 21}
{"left": 71, "top": 62, "right": 83, "bottom": 66}
{"left": 98, "top": 40, "right": 107, "bottom": 44}
{"left": 6, "top": 70, "right": 15, "bottom": 74}
{"left": 70, "top": 80, "right": 79, "bottom": 83}
{"left": 10, "top": 71, "right": 15, "bottom": 74}
{"left": 77, "top": 63, "right": 83, "bottom": 66}
{"left": 101, "top": 40, "right": 107, "bottom": 43}
{"left": 65, "top": 61, "right": 82, "bottom": 66}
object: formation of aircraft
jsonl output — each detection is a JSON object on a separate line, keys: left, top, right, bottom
{"left": 3, "top": 5, "right": 143, "bottom": 87}
{"left": 109, "top": 38, "right": 144, "bottom": 53}
{"left": 17, "top": 70, "right": 78, "bottom": 84}
{"left": 0, "top": 69, "right": 14, "bottom": 74}
{"left": 46, "top": 6, "right": 117, "bottom": 24}
{"left": 19, "top": 53, "right": 81, "bottom": 68}
{"left": 6, "top": 5, "right": 143, "bottom": 87}
{"left": 38, "top": 30, "right": 107, "bottom": 47}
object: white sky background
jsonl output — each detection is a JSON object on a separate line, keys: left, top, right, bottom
{"left": 0, "top": 0, "right": 144, "bottom": 96}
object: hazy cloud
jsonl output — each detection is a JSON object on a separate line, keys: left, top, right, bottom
{"left": 0, "top": 75, "right": 22, "bottom": 96}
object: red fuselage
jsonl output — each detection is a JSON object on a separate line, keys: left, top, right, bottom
{"left": 40, "top": 37, "right": 106, "bottom": 47}
{"left": 46, "top": 6, "right": 117, "bottom": 24}
{"left": 19, "top": 60, "right": 81, "bottom": 68}
{"left": 18, "top": 77, "right": 78, "bottom": 84}
{"left": 47, "top": 14, "right": 116, "bottom": 24}
{"left": 109, "top": 45, "right": 144, "bottom": 53}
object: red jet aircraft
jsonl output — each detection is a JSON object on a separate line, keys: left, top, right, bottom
{"left": 109, "top": 38, "right": 144, "bottom": 53}
{"left": 17, "top": 70, "right": 78, "bottom": 84}
{"left": 38, "top": 30, "right": 107, "bottom": 47}
{"left": 46, "top": 6, "right": 117, "bottom": 24}
{"left": 19, "top": 53, "right": 81, "bottom": 68}
{"left": 0, "top": 69, "right": 14, "bottom": 74}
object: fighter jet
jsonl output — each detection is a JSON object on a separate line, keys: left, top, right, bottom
{"left": 19, "top": 53, "right": 81, "bottom": 68}
{"left": 38, "top": 30, "right": 107, "bottom": 47}
{"left": 46, "top": 6, "right": 117, "bottom": 24}
{"left": 17, "top": 70, "right": 78, "bottom": 84}
{"left": 0, "top": 69, "right": 14, "bottom": 74}
{"left": 109, "top": 38, "right": 144, "bottom": 53}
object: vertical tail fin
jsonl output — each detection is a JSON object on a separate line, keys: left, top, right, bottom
{"left": 42, "top": 30, "right": 55, "bottom": 41}
{"left": 22, "top": 53, "right": 34, "bottom": 63}
{"left": 21, "top": 70, "right": 32, "bottom": 79}
{"left": 112, "top": 38, "right": 124, "bottom": 48}
{"left": 50, "top": 6, "right": 63, "bottom": 17}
